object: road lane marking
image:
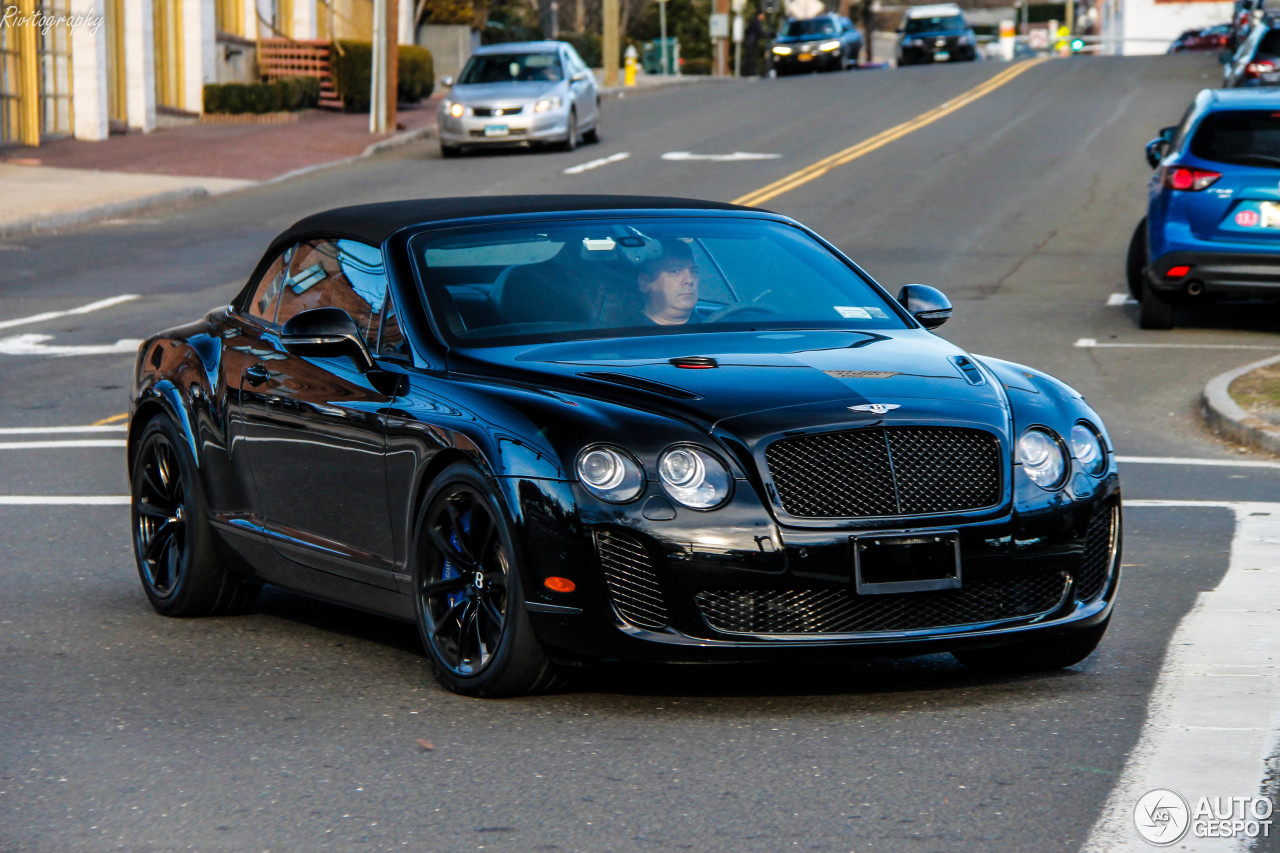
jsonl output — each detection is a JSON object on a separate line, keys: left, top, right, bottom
{"left": 1076, "top": 338, "right": 1280, "bottom": 351}
{"left": 92, "top": 413, "right": 128, "bottom": 426}
{"left": 0, "top": 294, "right": 138, "bottom": 332}
{"left": 1107, "top": 293, "right": 1136, "bottom": 306}
{"left": 732, "top": 58, "right": 1050, "bottom": 207}
{"left": 0, "top": 496, "right": 129, "bottom": 505}
{"left": 662, "top": 152, "right": 782, "bottom": 162}
{"left": 0, "top": 333, "right": 143, "bottom": 357}
{"left": 563, "top": 152, "right": 630, "bottom": 175}
{"left": 1118, "top": 456, "right": 1280, "bottom": 470}
{"left": 1084, "top": 500, "right": 1280, "bottom": 852}
{"left": 0, "top": 439, "right": 125, "bottom": 449}
{"left": 0, "top": 425, "right": 126, "bottom": 435}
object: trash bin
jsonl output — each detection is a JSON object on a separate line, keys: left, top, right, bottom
{"left": 642, "top": 38, "right": 680, "bottom": 75}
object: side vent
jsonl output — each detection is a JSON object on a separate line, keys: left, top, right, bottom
{"left": 595, "top": 530, "right": 669, "bottom": 630}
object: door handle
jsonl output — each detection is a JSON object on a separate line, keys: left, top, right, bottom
{"left": 244, "top": 364, "right": 271, "bottom": 386}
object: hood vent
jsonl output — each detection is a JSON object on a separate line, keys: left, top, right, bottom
{"left": 578, "top": 371, "right": 702, "bottom": 400}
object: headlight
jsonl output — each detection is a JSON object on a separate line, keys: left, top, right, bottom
{"left": 908, "top": 38, "right": 924, "bottom": 46}
{"left": 772, "top": 45, "right": 793, "bottom": 55}
{"left": 658, "top": 446, "right": 732, "bottom": 510}
{"left": 1070, "top": 423, "right": 1107, "bottom": 477}
{"left": 959, "top": 34, "right": 975, "bottom": 45}
{"left": 1018, "top": 428, "right": 1067, "bottom": 489}
{"left": 819, "top": 40, "right": 842, "bottom": 51}
{"left": 446, "top": 101, "right": 464, "bottom": 118}
{"left": 576, "top": 446, "right": 645, "bottom": 503}
{"left": 533, "top": 96, "right": 562, "bottom": 113}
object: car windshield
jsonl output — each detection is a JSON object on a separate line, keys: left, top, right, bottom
{"left": 458, "top": 52, "right": 563, "bottom": 84}
{"left": 410, "top": 217, "right": 909, "bottom": 347}
{"left": 1191, "top": 110, "right": 1280, "bottom": 167}
{"left": 904, "top": 15, "right": 965, "bottom": 33}
{"left": 781, "top": 19, "right": 837, "bottom": 37}
{"left": 1258, "top": 29, "right": 1280, "bottom": 54}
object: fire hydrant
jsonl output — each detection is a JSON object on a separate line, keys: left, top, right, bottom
{"left": 624, "top": 45, "right": 638, "bottom": 86}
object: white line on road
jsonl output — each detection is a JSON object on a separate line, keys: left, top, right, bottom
{"left": 1084, "top": 500, "right": 1280, "bottom": 852}
{"left": 1118, "top": 455, "right": 1280, "bottom": 470}
{"left": 1076, "top": 338, "right": 1280, "bottom": 351}
{"left": 562, "top": 152, "right": 630, "bottom": 175}
{"left": 0, "top": 425, "right": 126, "bottom": 435}
{"left": 661, "top": 151, "right": 783, "bottom": 162}
{"left": 0, "top": 294, "right": 139, "bottom": 332}
{"left": 0, "top": 333, "right": 143, "bottom": 357}
{"left": 0, "top": 439, "right": 126, "bottom": 450}
{"left": 1107, "top": 293, "right": 1136, "bottom": 306}
{"left": 0, "top": 496, "right": 129, "bottom": 505}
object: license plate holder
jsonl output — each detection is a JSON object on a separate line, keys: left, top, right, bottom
{"left": 484, "top": 124, "right": 510, "bottom": 138}
{"left": 934, "top": 50, "right": 950, "bottom": 61}
{"left": 854, "top": 531, "right": 961, "bottom": 595}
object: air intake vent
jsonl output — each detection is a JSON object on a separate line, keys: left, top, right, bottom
{"left": 1075, "top": 505, "right": 1117, "bottom": 602}
{"left": 596, "top": 530, "right": 669, "bottom": 630}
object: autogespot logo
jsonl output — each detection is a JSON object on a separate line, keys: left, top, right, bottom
{"left": 1134, "top": 789, "right": 1191, "bottom": 846}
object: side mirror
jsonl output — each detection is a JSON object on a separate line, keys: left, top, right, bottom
{"left": 897, "top": 284, "right": 952, "bottom": 329}
{"left": 1145, "top": 137, "right": 1167, "bottom": 168}
{"left": 441, "top": 75, "right": 454, "bottom": 88}
{"left": 571, "top": 70, "right": 589, "bottom": 82}
{"left": 280, "top": 307, "right": 376, "bottom": 372}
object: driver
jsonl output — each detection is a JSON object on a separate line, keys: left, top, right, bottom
{"left": 637, "top": 239, "right": 701, "bottom": 325}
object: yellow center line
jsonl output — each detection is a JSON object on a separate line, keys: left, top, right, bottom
{"left": 732, "top": 58, "right": 1052, "bottom": 208}
{"left": 92, "top": 413, "right": 128, "bottom": 426}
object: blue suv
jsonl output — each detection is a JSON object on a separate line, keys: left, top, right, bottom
{"left": 1128, "top": 88, "right": 1280, "bottom": 328}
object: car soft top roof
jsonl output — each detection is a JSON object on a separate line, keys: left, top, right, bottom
{"left": 274, "top": 195, "right": 758, "bottom": 249}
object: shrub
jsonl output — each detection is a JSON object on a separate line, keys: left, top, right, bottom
{"left": 562, "top": 32, "right": 602, "bottom": 68}
{"left": 398, "top": 45, "right": 435, "bottom": 102}
{"left": 202, "top": 76, "right": 319, "bottom": 114}
{"left": 681, "top": 57, "right": 712, "bottom": 75}
{"left": 331, "top": 41, "right": 436, "bottom": 112}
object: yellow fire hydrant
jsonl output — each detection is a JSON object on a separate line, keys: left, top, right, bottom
{"left": 624, "top": 45, "right": 638, "bottom": 87}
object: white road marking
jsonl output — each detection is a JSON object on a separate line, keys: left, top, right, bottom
{"left": 1107, "top": 293, "right": 1136, "bottom": 306}
{"left": 562, "top": 152, "right": 630, "bottom": 175}
{"left": 0, "top": 294, "right": 138, "bottom": 332}
{"left": 0, "top": 333, "right": 143, "bottom": 357}
{"left": 1118, "top": 455, "right": 1280, "bottom": 470}
{"left": 1076, "top": 338, "right": 1280, "bottom": 351}
{"left": 0, "top": 496, "right": 129, "bottom": 505}
{"left": 1084, "top": 500, "right": 1280, "bottom": 852}
{"left": 0, "top": 425, "right": 126, "bottom": 435}
{"left": 661, "top": 151, "right": 782, "bottom": 162}
{"left": 0, "top": 439, "right": 126, "bottom": 449}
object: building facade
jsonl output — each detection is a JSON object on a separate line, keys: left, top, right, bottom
{"left": 1100, "top": 0, "right": 1233, "bottom": 55}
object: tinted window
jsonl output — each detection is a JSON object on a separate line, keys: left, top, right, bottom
{"left": 245, "top": 249, "right": 290, "bottom": 324}
{"left": 410, "top": 217, "right": 908, "bottom": 347}
{"left": 458, "top": 52, "right": 563, "bottom": 84}
{"left": 1259, "top": 29, "right": 1280, "bottom": 54}
{"left": 276, "top": 239, "right": 390, "bottom": 346}
{"left": 782, "top": 18, "right": 838, "bottom": 37}
{"left": 1191, "top": 110, "right": 1280, "bottom": 167}
{"left": 904, "top": 15, "right": 965, "bottom": 33}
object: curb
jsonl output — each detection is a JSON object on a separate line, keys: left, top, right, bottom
{"left": 0, "top": 186, "right": 209, "bottom": 240}
{"left": 1201, "top": 353, "right": 1280, "bottom": 457}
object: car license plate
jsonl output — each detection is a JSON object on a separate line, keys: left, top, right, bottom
{"left": 854, "top": 531, "right": 961, "bottom": 595}
{"left": 484, "top": 124, "right": 509, "bottom": 138}
{"left": 934, "top": 50, "right": 950, "bottom": 61}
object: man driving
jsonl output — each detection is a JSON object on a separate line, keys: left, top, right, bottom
{"left": 638, "top": 239, "right": 701, "bottom": 325}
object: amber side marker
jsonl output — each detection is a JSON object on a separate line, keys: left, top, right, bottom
{"left": 544, "top": 576, "right": 576, "bottom": 593}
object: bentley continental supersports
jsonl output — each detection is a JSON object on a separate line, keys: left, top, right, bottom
{"left": 128, "top": 196, "right": 1121, "bottom": 697}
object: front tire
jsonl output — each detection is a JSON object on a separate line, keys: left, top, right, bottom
{"left": 440, "top": 143, "right": 462, "bottom": 158}
{"left": 560, "top": 111, "right": 578, "bottom": 152}
{"left": 412, "top": 463, "right": 563, "bottom": 697}
{"left": 130, "top": 416, "right": 259, "bottom": 616}
{"left": 952, "top": 617, "right": 1110, "bottom": 673}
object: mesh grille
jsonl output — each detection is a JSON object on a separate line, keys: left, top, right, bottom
{"left": 694, "top": 573, "right": 1067, "bottom": 636}
{"left": 1076, "top": 505, "right": 1117, "bottom": 602}
{"left": 596, "top": 530, "right": 668, "bottom": 630}
{"left": 471, "top": 106, "right": 524, "bottom": 117}
{"left": 765, "top": 427, "right": 1002, "bottom": 518}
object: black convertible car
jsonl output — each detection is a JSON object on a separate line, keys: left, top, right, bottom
{"left": 128, "top": 196, "right": 1121, "bottom": 697}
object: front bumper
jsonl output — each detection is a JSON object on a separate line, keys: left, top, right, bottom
{"left": 513, "top": 475, "right": 1122, "bottom": 665}
{"left": 1146, "top": 250, "right": 1280, "bottom": 299}
{"left": 437, "top": 109, "right": 571, "bottom": 146}
{"left": 899, "top": 43, "right": 976, "bottom": 64}
{"left": 773, "top": 50, "right": 843, "bottom": 72}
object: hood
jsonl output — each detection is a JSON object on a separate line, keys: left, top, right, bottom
{"left": 449, "top": 329, "right": 1010, "bottom": 445}
{"left": 776, "top": 32, "right": 839, "bottom": 44}
{"left": 448, "top": 81, "right": 563, "bottom": 104}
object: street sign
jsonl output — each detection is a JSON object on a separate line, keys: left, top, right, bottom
{"left": 710, "top": 12, "right": 729, "bottom": 38}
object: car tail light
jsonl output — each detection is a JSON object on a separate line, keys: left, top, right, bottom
{"left": 1246, "top": 60, "right": 1277, "bottom": 78}
{"left": 1162, "top": 166, "right": 1221, "bottom": 191}
{"left": 1165, "top": 265, "right": 1191, "bottom": 279}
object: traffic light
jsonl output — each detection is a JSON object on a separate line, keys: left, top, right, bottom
{"left": 1070, "top": 37, "right": 1085, "bottom": 52}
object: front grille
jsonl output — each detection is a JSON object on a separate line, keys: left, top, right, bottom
{"left": 695, "top": 573, "right": 1067, "bottom": 636}
{"left": 765, "top": 427, "right": 1002, "bottom": 518}
{"left": 1076, "top": 505, "right": 1117, "bottom": 602}
{"left": 469, "top": 128, "right": 528, "bottom": 138}
{"left": 472, "top": 106, "right": 524, "bottom": 117}
{"left": 596, "top": 530, "right": 668, "bottom": 630}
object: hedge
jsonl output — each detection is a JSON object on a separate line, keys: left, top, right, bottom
{"left": 331, "top": 42, "right": 435, "bottom": 112}
{"left": 203, "top": 76, "right": 320, "bottom": 114}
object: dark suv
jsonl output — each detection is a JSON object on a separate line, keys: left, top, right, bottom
{"left": 896, "top": 3, "right": 978, "bottom": 65}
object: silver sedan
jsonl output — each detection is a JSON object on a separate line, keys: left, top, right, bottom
{"left": 437, "top": 41, "right": 600, "bottom": 156}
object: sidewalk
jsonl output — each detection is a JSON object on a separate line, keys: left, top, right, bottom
{"left": 1202, "top": 355, "right": 1280, "bottom": 457}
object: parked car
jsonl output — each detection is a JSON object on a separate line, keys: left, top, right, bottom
{"left": 770, "top": 13, "right": 864, "bottom": 74}
{"left": 437, "top": 41, "right": 599, "bottom": 157}
{"left": 1224, "top": 19, "right": 1280, "bottom": 86}
{"left": 1169, "top": 23, "right": 1231, "bottom": 53}
{"left": 128, "top": 195, "right": 1121, "bottom": 697}
{"left": 1231, "top": 0, "right": 1267, "bottom": 48}
{"left": 1128, "top": 88, "right": 1280, "bottom": 328}
{"left": 896, "top": 3, "right": 979, "bottom": 65}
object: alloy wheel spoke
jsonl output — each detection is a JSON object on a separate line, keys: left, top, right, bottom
{"left": 446, "top": 499, "right": 476, "bottom": 561}
{"left": 143, "top": 520, "right": 175, "bottom": 565}
{"left": 141, "top": 456, "right": 168, "bottom": 502}
{"left": 423, "top": 575, "right": 470, "bottom": 597}
{"left": 136, "top": 501, "right": 172, "bottom": 519}
{"left": 428, "top": 525, "right": 477, "bottom": 571}
{"left": 478, "top": 597, "right": 505, "bottom": 649}
{"left": 456, "top": 599, "right": 481, "bottom": 666}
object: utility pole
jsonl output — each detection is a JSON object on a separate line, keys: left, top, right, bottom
{"left": 603, "top": 0, "right": 620, "bottom": 86}
{"left": 371, "top": 0, "right": 386, "bottom": 132}
{"left": 659, "top": 0, "right": 669, "bottom": 74}
{"left": 715, "top": 0, "right": 730, "bottom": 75}
{"left": 387, "top": 0, "right": 399, "bottom": 130}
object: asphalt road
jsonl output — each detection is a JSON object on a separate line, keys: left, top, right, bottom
{"left": 3, "top": 53, "right": 1280, "bottom": 852}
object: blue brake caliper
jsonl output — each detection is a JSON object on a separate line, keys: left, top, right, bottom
{"left": 441, "top": 508, "right": 472, "bottom": 610}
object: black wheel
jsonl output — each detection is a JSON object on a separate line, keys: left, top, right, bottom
{"left": 440, "top": 143, "right": 462, "bottom": 158}
{"left": 582, "top": 108, "right": 600, "bottom": 144}
{"left": 412, "top": 463, "right": 563, "bottom": 697}
{"left": 1126, "top": 218, "right": 1147, "bottom": 300}
{"left": 130, "top": 417, "right": 259, "bottom": 616}
{"left": 952, "top": 617, "right": 1110, "bottom": 673}
{"left": 1139, "top": 276, "right": 1177, "bottom": 329}
{"left": 560, "top": 111, "right": 578, "bottom": 152}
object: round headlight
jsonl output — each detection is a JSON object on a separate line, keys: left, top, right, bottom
{"left": 448, "top": 102, "right": 464, "bottom": 118}
{"left": 658, "top": 446, "right": 732, "bottom": 510}
{"left": 1018, "top": 428, "right": 1067, "bottom": 489}
{"left": 576, "top": 446, "right": 644, "bottom": 503}
{"left": 1070, "top": 423, "right": 1107, "bottom": 477}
